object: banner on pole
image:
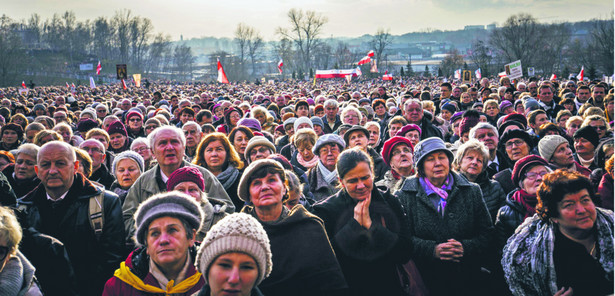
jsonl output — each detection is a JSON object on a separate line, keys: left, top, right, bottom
{"left": 504, "top": 60, "right": 523, "bottom": 79}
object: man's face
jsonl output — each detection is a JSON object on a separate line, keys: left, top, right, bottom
{"left": 531, "top": 113, "right": 548, "bottom": 130}
{"left": 378, "top": 88, "right": 385, "bottom": 96}
{"left": 53, "top": 111, "right": 67, "bottom": 124}
{"left": 81, "top": 141, "right": 105, "bottom": 170}
{"left": 325, "top": 106, "right": 338, "bottom": 120}
{"left": 592, "top": 86, "right": 606, "bottom": 102}
{"left": 440, "top": 86, "right": 451, "bottom": 99}
{"left": 374, "top": 104, "right": 386, "bottom": 116}
{"left": 578, "top": 89, "right": 591, "bottom": 102}
{"left": 589, "top": 120, "right": 607, "bottom": 139}
{"left": 452, "top": 88, "right": 461, "bottom": 98}
{"left": 473, "top": 128, "right": 499, "bottom": 152}
{"left": 528, "top": 83, "right": 538, "bottom": 96}
{"left": 153, "top": 129, "right": 185, "bottom": 168}
{"left": 36, "top": 144, "right": 77, "bottom": 195}
{"left": 120, "top": 100, "right": 131, "bottom": 111}
{"left": 275, "top": 96, "right": 285, "bottom": 107}
{"left": 183, "top": 125, "right": 202, "bottom": 149}
{"left": 404, "top": 102, "right": 423, "bottom": 124}
{"left": 538, "top": 87, "right": 553, "bottom": 104}
{"left": 468, "top": 89, "right": 478, "bottom": 101}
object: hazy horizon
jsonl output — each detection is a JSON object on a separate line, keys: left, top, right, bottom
{"left": 4, "top": 0, "right": 613, "bottom": 41}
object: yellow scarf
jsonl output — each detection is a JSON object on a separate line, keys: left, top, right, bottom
{"left": 113, "top": 261, "right": 203, "bottom": 295}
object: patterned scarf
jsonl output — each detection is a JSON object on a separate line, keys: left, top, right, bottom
{"left": 297, "top": 153, "right": 319, "bottom": 169}
{"left": 318, "top": 160, "right": 338, "bottom": 184}
{"left": 420, "top": 174, "right": 454, "bottom": 216}
{"left": 216, "top": 165, "right": 240, "bottom": 190}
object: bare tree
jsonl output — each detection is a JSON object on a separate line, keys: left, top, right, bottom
{"left": 589, "top": 18, "right": 614, "bottom": 75}
{"left": 439, "top": 49, "right": 464, "bottom": 77}
{"left": 112, "top": 9, "right": 132, "bottom": 63}
{"left": 489, "top": 13, "right": 541, "bottom": 69}
{"left": 469, "top": 40, "right": 493, "bottom": 76}
{"left": 277, "top": 8, "right": 328, "bottom": 72}
{"left": 174, "top": 44, "right": 195, "bottom": 80}
{"left": 0, "top": 15, "right": 25, "bottom": 85}
{"left": 247, "top": 30, "right": 263, "bottom": 76}
{"left": 234, "top": 23, "right": 250, "bottom": 77}
{"left": 129, "top": 16, "right": 153, "bottom": 70}
{"left": 370, "top": 28, "right": 392, "bottom": 69}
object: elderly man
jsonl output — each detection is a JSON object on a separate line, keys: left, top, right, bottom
{"left": 182, "top": 121, "right": 203, "bottom": 162}
{"left": 122, "top": 126, "right": 233, "bottom": 242}
{"left": 322, "top": 99, "right": 342, "bottom": 134}
{"left": 95, "top": 104, "right": 109, "bottom": 119}
{"left": 403, "top": 99, "right": 442, "bottom": 140}
{"left": 469, "top": 122, "right": 508, "bottom": 178}
{"left": 17, "top": 141, "right": 124, "bottom": 296}
{"left": 80, "top": 139, "right": 115, "bottom": 188}
{"left": 307, "top": 134, "right": 345, "bottom": 202}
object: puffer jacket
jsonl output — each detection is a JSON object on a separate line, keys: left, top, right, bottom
{"left": 494, "top": 189, "right": 526, "bottom": 250}
{"left": 466, "top": 171, "right": 506, "bottom": 223}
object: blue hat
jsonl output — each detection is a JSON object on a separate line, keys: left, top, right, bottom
{"left": 313, "top": 134, "right": 345, "bottom": 154}
{"left": 310, "top": 116, "right": 324, "bottom": 128}
{"left": 413, "top": 137, "right": 454, "bottom": 170}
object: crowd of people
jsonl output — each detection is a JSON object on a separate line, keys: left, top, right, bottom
{"left": 0, "top": 75, "right": 612, "bottom": 296}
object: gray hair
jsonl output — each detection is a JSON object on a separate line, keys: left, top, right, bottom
{"left": 341, "top": 106, "right": 362, "bottom": 124}
{"left": 453, "top": 139, "right": 489, "bottom": 172}
{"left": 323, "top": 99, "right": 339, "bottom": 109}
{"left": 131, "top": 137, "right": 150, "bottom": 150}
{"left": 147, "top": 125, "right": 186, "bottom": 150}
{"left": 365, "top": 121, "right": 381, "bottom": 132}
{"left": 469, "top": 122, "right": 499, "bottom": 140}
{"left": 182, "top": 121, "right": 202, "bottom": 133}
{"left": 80, "top": 139, "right": 106, "bottom": 154}
{"left": 25, "top": 122, "right": 45, "bottom": 133}
{"left": 14, "top": 143, "right": 40, "bottom": 160}
{"left": 403, "top": 98, "right": 422, "bottom": 110}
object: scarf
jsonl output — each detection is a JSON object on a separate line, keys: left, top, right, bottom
{"left": 502, "top": 208, "right": 614, "bottom": 296}
{"left": 216, "top": 165, "right": 240, "bottom": 190}
{"left": 420, "top": 174, "right": 454, "bottom": 215}
{"left": 297, "top": 153, "right": 319, "bottom": 169}
{"left": 113, "top": 261, "right": 202, "bottom": 295}
{"left": 318, "top": 160, "right": 338, "bottom": 184}
{"left": 512, "top": 189, "right": 538, "bottom": 219}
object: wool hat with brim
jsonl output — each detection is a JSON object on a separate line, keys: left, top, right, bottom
{"left": 133, "top": 192, "right": 204, "bottom": 246}
{"left": 500, "top": 129, "right": 533, "bottom": 149}
{"left": 313, "top": 134, "right": 345, "bottom": 154}
{"left": 244, "top": 136, "right": 276, "bottom": 163}
{"left": 197, "top": 213, "right": 272, "bottom": 286}
{"left": 238, "top": 118, "right": 262, "bottom": 131}
{"left": 343, "top": 125, "right": 369, "bottom": 145}
{"left": 511, "top": 154, "right": 549, "bottom": 185}
{"left": 237, "top": 159, "right": 285, "bottom": 202}
{"left": 413, "top": 137, "right": 454, "bottom": 170}
{"left": 573, "top": 125, "right": 600, "bottom": 148}
{"left": 538, "top": 135, "right": 569, "bottom": 162}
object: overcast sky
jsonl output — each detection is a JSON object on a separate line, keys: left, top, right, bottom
{"left": 4, "top": 0, "right": 613, "bottom": 40}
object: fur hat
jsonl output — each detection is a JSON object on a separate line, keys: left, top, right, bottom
{"left": 500, "top": 129, "right": 533, "bottom": 149}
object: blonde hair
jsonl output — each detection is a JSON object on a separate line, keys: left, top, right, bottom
{"left": 293, "top": 129, "right": 317, "bottom": 149}
{"left": 0, "top": 206, "right": 22, "bottom": 256}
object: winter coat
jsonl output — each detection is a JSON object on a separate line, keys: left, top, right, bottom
{"left": 494, "top": 189, "right": 527, "bottom": 249}
{"left": 368, "top": 148, "right": 389, "bottom": 182}
{"left": 598, "top": 173, "right": 614, "bottom": 211}
{"left": 103, "top": 246, "right": 204, "bottom": 296}
{"left": 418, "top": 116, "right": 443, "bottom": 140}
{"left": 0, "top": 170, "right": 16, "bottom": 206}
{"left": 468, "top": 171, "right": 506, "bottom": 223}
{"left": 91, "top": 164, "right": 116, "bottom": 189}
{"left": 0, "top": 251, "right": 42, "bottom": 296}
{"left": 312, "top": 187, "right": 412, "bottom": 296}
{"left": 493, "top": 168, "right": 515, "bottom": 195}
{"left": 109, "top": 181, "right": 129, "bottom": 205}
{"left": 395, "top": 172, "right": 494, "bottom": 296}
{"left": 307, "top": 164, "right": 341, "bottom": 203}
{"left": 123, "top": 161, "right": 234, "bottom": 241}
{"left": 242, "top": 205, "right": 348, "bottom": 296}
{"left": 196, "top": 198, "right": 228, "bottom": 241}
{"left": 2, "top": 164, "right": 40, "bottom": 199}
{"left": 322, "top": 115, "right": 343, "bottom": 134}
{"left": 17, "top": 173, "right": 126, "bottom": 296}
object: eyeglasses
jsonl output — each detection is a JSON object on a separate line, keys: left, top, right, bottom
{"left": 525, "top": 171, "right": 548, "bottom": 181}
{"left": 129, "top": 118, "right": 141, "bottom": 122}
{"left": 0, "top": 246, "right": 8, "bottom": 262}
{"left": 319, "top": 146, "right": 340, "bottom": 155}
{"left": 145, "top": 125, "right": 158, "bottom": 130}
{"left": 82, "top": 147, "right": 102, "bottom": 154}
{"left": 505, "top": 139, "right": 526, "bottom": 148}
{"left": 133, "top": 147, "right": 150, "bottom": 153}
{"left": 592, "top": 125, "right": 607, "bottom": 131}
{"left": 392, "top": 147, "right": 412, "bottom": 157}
{"left": 250, "top": 147, "right": 270, "bottom": 156}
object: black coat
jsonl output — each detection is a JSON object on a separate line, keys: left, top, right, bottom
{"left": 17, "top": 173, "right": 126, "bottom": 296}
{"left": 494, "top": 189, "right": 526, "bottom": 250}
{"left": 418, "top": 116, "right": 443, "bottom": 140}
{"left": 368, "top": 148, "right": 389, "bottom": 183}
{"left": 0, "top": 170, "right": 16, "bottom": 206}
{"left": 322, "top": 115, "right": 343, "bottom": 134}
{"left": 312, "top": 187, "right": 412, "bottom": 296}
{"left": 2, "top": 164, "right": 40, "bottom": 199}
{"left": 91, "top": 164, "right": 116, "bottom": 189}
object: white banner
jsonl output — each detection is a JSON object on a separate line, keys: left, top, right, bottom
{"left": 505, "top": 60, "right": 523, "bottom": 79}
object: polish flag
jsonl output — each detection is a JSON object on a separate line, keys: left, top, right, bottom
{"left": 66, "top": 82, "right": 70, "bottom": 88}
{"left": 358, "top": 56, "right": 371, "bottom": 65}
{"left": 576, "top": 66, "right": 584, "bottom": 81}
{"left": 367, "top": 50, "right": 375, "bottom": 57}
{"left": 475, "top": 68, "right": 482, "bottom": 79}
{"left": 383, "top": 73, "right": 393, "bottom": 81}
{"left": 71, "top": 83, "right": 76, "bottom": 88}
{"left": 96, "top": 61, "right": 102, "bottom": 75}
{"left": 121, "top": 79, "right": 127, "bottom": 90}
{"left": 277, "top": 59, "right": 283, "bottom": 74}
{"left": 498, "top": 72, "right": 507, "bottom": 78}
{"left": 550, "top": 74, "right": 557, "bottom": 81}
{"left": 217, "top": 58, "right": 229, "bottom": 84}
{"left": 21, "top": 81, "right": 26, "bottom": 89}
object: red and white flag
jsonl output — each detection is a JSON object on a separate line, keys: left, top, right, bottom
{"left": 277, "top": 59, "right": 283, "bottom": 74}
{"left": 96, "top": 61, "right": 102, "bottom": 75}
{"left": 367, "top": 50, "right": 374, "bottom": 57}
{"left": 498, "top": 71, "right": 507, "bottom": 78}
{"left": 357, "top": 56, "right": 371, "bottom": 65}
{"left": 217, "top": 58, "right": 229, "bottom": 84}
{"left": 550, "top": 74, "right": 557, "bottom": 81}
{"left": 475, "top": 68, "right": 482, "bottom": 79}
{"left": 21, "top": 81, "right": 26, "bottom": 89}
{"left": 577, "top": 66, "right": 584, "bottom": 81}
{"left": 71, "top": 83, "right": 76, "bottom": 88}
{"left": 383, "top": 72, "right": 393, "bottom": 81}
{"left": 66, "top": 82, "right": 70, "bottom": 88}
{"left": 121, "top": 79, "right": 127, "bottom": 90}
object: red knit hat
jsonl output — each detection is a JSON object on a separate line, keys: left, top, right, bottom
{"left": 166, "top": 167, "right": 205, "bottom": 192}
{"left": 106, "top": 121, "right": 127, "bottom": 137}
{"left": 511, "top": 155, "right": 549, "bottom": 185}
{"left": 126, "top": 111, "right": 143, "bottom": 122}
{"left": 381, "top": 136, "right": 414, "bottom": 167}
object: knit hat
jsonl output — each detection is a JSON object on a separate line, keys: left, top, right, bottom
{"left": 293, "top": 116, "right": 313, "bottom": 131}
{"left": 126, "top": 110, "right": 143, "bottom": 122}
{"left": 32, "top": 104, "right": 46, "bottom": 113}
{"left": 459, "top": 110, "right": 480, "bottom": 136}
{"left": 538, "top": 135, "right": 569, "bottom": 162}
{"left": 413, "top": 137, "right": 454, "bottom": 170}
{"left": 133, "top": 192, "right": 204, "bottom": 246}
{"left": 283, "top": 117, "right": 297, "bottom": 128}
{"left": 197, "top": 213, "right": 272, "bottom": 285}
{"left": 111, "top": 150, "right": 145, "bottom": 177}
{"left": 500, "top": 113, "right": 528, "bottom": 130}
{"left": 314, "top": 105, "right": 324, "bottom": 115}
{"left": 343, "top": 125, "right": 369, "bottom": 145}
{"left": 80, "top": 108, "right": 96, "bottom": 120}
{"left": 523, "top": 98, "right": 540, "bottom": 113}
{"left": 274, "top": 125, "right": 285, "bottom": 134}
{"left": 500, "top": 129, "right": 533, "bottom": 149}
{"left": 511, "top": 155, "right": 549, "bottom": 185}
{"left": 499, "top": 100, "right": 513, "bottom": 112}
{"left": 396, "top": 124, "right": 422, "bottom": 137}
{"left": 313, "top": 134, "right": 345, "bottom": 154}
{"left": 441, "top": 103, "right": 456, "bottom": 114}
{"left": 238, "top": 118, "right": 262, "bottom": 131}
{"left": 381, "top": 136, "right": 414, "bottom": 167}
{"left": 573, "top": 126, "right": 600, "bottom": 148}
{"left": 1, "top": 123, "right": 23, "bottom": 139}
{"left": 244, "top": 136, "right": 275, "bottom": 162}
{"left": 166, "top": 166, "right": 205, "bottom": 192}
{"left": 106, "top": 121, "right": 128, "bottom": 137}
{"left": 306, "top": 98, "right": 315, "bottom": 106}
{"left": 450, "top": 111, "right": 464, "bottom": 124}
{"left": 77, "top": 118, "right": 99, "bottom": 134}
{"left": 310, "top": 116, "right": 324, "bottom": 129}
{"left": 237, "top": 159, "right": 285, "bottom": 201}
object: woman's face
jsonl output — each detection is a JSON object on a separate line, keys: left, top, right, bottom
{"left": 485, "top": 105, "right": 499, "bottom": 117}
{"left": 461, "top": 93, "right": 472, "bottom": 103}
{"left": 205, "top": 140, "right": 227, "bottom": 171}
{"left": 553, "top": 189, "right": 597, "bottom": 234}
{"left": 145, "top": 124, "right": 159, "bottom": 136}
{"left": 340, "top": 161, "right": 373, "bottom": 201}
{"left": 128, "top": 116, "right": 143, "bottom": 130}
{"left": 146, "top": 216, "right": 195, "bottom": 273}
{"left": 459, "top": 150, "right": 484, "bottom": 179}
{"left": 233, "top": 131, "right": 250, "bottom": 156}
{"left": 389, "top": 123, "right": 403, "bottom": 138}
{"left": 505, "top": 138, "right": 530, "bottom": 162}
{"left": 318, "top": 144, "right": 341, "bottom": 171}
{"left": 109, "top": 133, "right": 126, "bottom": 150}
{"left": 390, "top": 144, "right": 413, "bottom": 174}
{"left": 208, "top": 252, "right": 259, "bottom": 296}
{"left": 343, "top": 111, "right": 360, "bottom": 125}
{"left": 367, "top": 126, "right": 380, "bottom": 147}
{"left": 249, "top": 172, "right": 285, "bottom": 209}
{"left": 440, "top": 110, "right": 452, "bottom": 121}
{"left": 254, "top": 113, "right": 266, "bottom": 125}
{"left": 520, "top": 165, "right": 549, "bottom": 195}
{"left": 132, "top": 143, "right": 152, "bottom": 162}
{"left": 422, "top": 151, "right": 450, "bottom": 183}
{"left": 173, "top": 181, "right": 203, "bottom": 202}
{"left": 12, "top": 117, "right": 24, "bottom": 126}
{"left": 347, "top": 131, "right": 368, "bottom": 150}
{"left": 405, "top": 130, "right": 421, "bottom": 147}
{"left": 297, "top": 144, "right": 315, "bottom": 162}
{"left": 229, "top": 111, "right": 241, "bottom": 127}
{"left": 2, "top": 130, "right": 18, "bottom": 144}
{"left": 115, "top": 159, "right": 141, "bottom": 189}
{"left": 15, "top": 153, "right": 37, "bottom": 180}
{"left": 57, "top": 128, "right": 71, "bottom": 143}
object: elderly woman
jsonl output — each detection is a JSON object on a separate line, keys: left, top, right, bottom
{"left": 494, "top": 129, "right": 535, "bottom": 194}
{"left": 396, "top": 124, "right": 422, "bottom": 148}
{"left": 229, "top": 126, "right": 254, "bottom": 164}
{"left": 32, "top": 130, "right": 62, "bottom": 146}
{"left": 502, "top": 170, "right": 614, "bottom": 296}
{"left": 216, "top": 107, "right": 243, "bottom": 135}
{"left": 244, "top": 136, "right": 276, "bottom": 164}
{"left": 238, "top": 159, "right": 347, "bottom": 296}
{"left": 0, "top": 206, "right": 42, "bottom": 295}
{"left": 313, "top": 148, "right": 412, "bottom": 296}
{"left": 195, "top": 213, "right": 272, "bottom": 296}
{"left": 495, "top": 155, "right": 551, "bottom": 248}
{"left": 2, "top": 144, "right": 41, "bottom": 199}
{"left": 453, "top": 139, "right": 506, "bottom": 222}
{"left": 130, "top": 137, "right": 154, "bottom": 171}
{"left": 53, "top": 122, "right": 84, "bottom": 147}
{"left": 251, "top": 105, "right": 276, "bottom": 134}
{"left": 0, "top": 123, "right": 23, "bottom": 151}
{"left": 143, "top": 118, "right": 161, "bottom": 136}
{"left": 307, "top": 134, "right": 345, "bottom": 202}
{"left": 103, "top": 192, "right": 205, "bottom": 295}
{"left": 194, "top": 132, "right": 245, "bottom": 210}
{"left": 110, "top": 151, "right": 144, "bottom": 204}
{"left": 106, "top": 121, "right": 132, "bottom": 154}
{"left": 344, "top": 125, "right": 388, "bottom": 182}
{"left": 291, "top": 129, "right": 318, "bottom": 172}
{"left": 395, "top": 137, "right": 494, "bottom": 295}
{"left": 377, "top": 136, "right": 414, "bottom": 194}
{"left": 167, "top": 167, "right": 229, "bottom": 240}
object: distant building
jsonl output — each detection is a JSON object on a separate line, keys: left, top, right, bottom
{"left": 486, "top": 23, "right": 497, "bottom": 30}
{"left": 464, "top": 25, "right": 485, "bottom": 30}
